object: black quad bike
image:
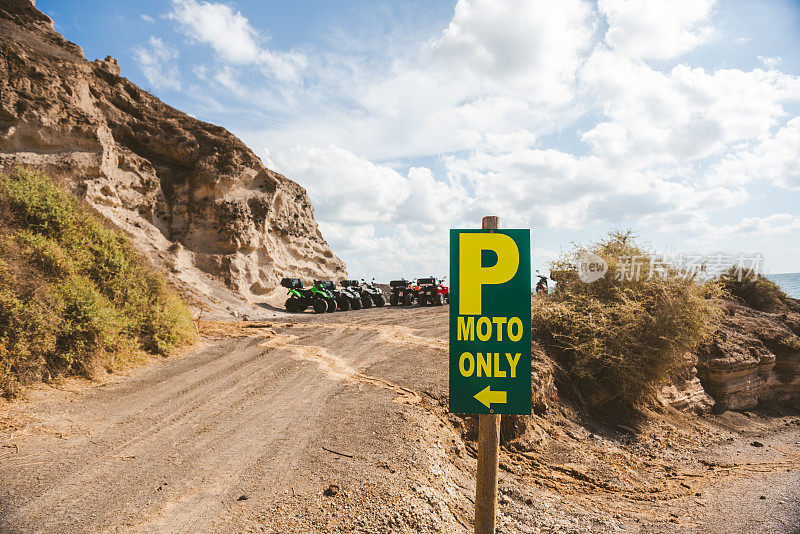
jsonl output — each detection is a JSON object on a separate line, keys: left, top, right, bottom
{"left": 416, "top": 277, "right": 447, "bottom": 306}
{"left": 342, "top": 278, "right": 385, "bottom": 308}
{"left": 281, "top": 278, "right": 329, "bottom": 313}
{"left": 389, "top": 279, "right": 415, "bottom": 306}
{"left": 339, "top": 280, "right": 364, "bottom": 309}
{"left": 316, "top": 280, "right": 361, "bottom": 311}
{"left": 360, "top": 278, "right": 385, "bottom": 308}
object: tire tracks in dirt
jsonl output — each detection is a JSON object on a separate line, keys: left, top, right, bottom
{"left": 239, "top": 319, "right": 449, "bottom": 353}
{"left": 204, "top": 320, "right": 446, "bottom": 406}
{"left": 261, "top": 333, "right": 423, "bottom": 405}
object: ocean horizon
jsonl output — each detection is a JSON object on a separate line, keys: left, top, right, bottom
{"left": 766, "top": 272, "right": 800, "bottom": 299}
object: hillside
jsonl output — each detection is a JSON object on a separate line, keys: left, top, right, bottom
{"left": 0, "top": 0, "right": 346, "bottom": 316}
{"left": 0, "top": 168, "right": 195, "bottom": 397}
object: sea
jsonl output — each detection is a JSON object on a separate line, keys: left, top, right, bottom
{"left": 766, "top": 273, "right": 800, "bottom": 299}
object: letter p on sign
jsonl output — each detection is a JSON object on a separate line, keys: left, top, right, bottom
{"left": 459, "top": 233, "right": 520, "bottom": 316}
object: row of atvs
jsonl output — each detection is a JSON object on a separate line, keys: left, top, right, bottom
{"left": 280, "top": 277, "right": 449, "bottom": 313}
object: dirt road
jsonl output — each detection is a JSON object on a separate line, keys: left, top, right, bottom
{"left": 1, "top": 306, "right": 799, "bottom": 533}
{"left": 0, "top": 307, "right": 474, "bottom": 533}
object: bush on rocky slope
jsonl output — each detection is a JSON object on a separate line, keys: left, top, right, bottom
{"left": 714, "top": 266, "right": 787, "bottom": 311}
{"left": 0, "top": 168, "right": 195, "bottom": 397}
{"left": 532, "top": 231, "right": 719, "bottom": 412}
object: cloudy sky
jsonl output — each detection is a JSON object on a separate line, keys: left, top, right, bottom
{"left": 41, "top": 0, "right": 800, "bottom": 280}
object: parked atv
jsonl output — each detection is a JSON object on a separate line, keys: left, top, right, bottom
{"left": 310, "top": 281, "right": 339, "bottom": 312}
{"left": 416, "top": 277, "right": 449, "bottom": 306}
{"left": 281, "top": 278, "right": 329, "bottom": 313}
{"left": 316, "top": 280, "right": 361, "bottom": 311}
{"left": 409, "top": 278, "right": 421, "bottom": 299}
{"left": 389, "top": 279, "right": 415, "bottom": 306}
{"left": 359, "top": 278, "right": 385, "bottom": 308}
{"left": 341, "top": 278, "right": 384, "bottom": 308}
{"left": 338, "top": 280, "right": 364, "bottom": 310}
{"left": 439, "top": 278, "right": 450, "bottom": 303}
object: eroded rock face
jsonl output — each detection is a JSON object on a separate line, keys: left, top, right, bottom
{"left": 658, "top": 364, "right": 715, "bottom": 415}
{"left": 696, "top": 299, "right": 800, "bottom": 411}
{"left": 0, "top": 0, "right": 346, "bottom": 311}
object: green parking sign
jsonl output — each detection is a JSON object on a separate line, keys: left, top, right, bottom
{"left": 449, "top": 229, "right": 531, "bottom": 415}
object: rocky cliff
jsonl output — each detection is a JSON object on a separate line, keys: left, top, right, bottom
{"left": 696, "top": 298, "right": 800, "bottom": 411}
{"left": 0, "top": 0, "right": 346, "bottom": 313}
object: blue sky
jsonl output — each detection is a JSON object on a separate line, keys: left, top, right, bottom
{"left": 39, "top": 0, "right": 800, "bottom": 279}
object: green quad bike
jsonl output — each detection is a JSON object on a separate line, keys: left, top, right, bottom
{"left": 315, "top": 280, "right": 361, "bottom": 311}
{"left": 311, "top": 280, "right": 339, "bottom": 312}
{"left": 281, "top": 278, "right": 330, "bottom": 313}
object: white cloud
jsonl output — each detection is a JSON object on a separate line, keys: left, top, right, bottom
{"left": 429, "top": 0, "right": 596, "bottom": 100}
{"left": 580, "top": 52, "right": 800, "bottom": 167}
{"left": 212, "top": 66, "right": 245, "bottom": 96}
{"left": 246, "top": 0, "right": 598, "bottom": 162}
{"left": 722, "top": 214, "right": 800, "bottom": 236}
{"left": 140, "top": 14, "right": 154, "bottom": 24}
{"left": 167, "top": 0, "right": 306, "bottom": 82}
{"left": 168, "top": 0, "right": 259, "bottom": 62}
{"left": 442, "top": 143, "right": 747, "bottom": 234}
{"left": 394, "top": 166, "right": 468, "bottom": 225}
{"left": 149, "top": 0, "right": 800, "bottom": 275}
{"left": 270, "top": 145, "right": 414, "bottom": 224}
{"left": 707, "top": 117, "right": 800, "bottom": 189}
{"left": 132, "top": 37, "right": 181, "bottom": 91}
{"left": 192, "top": 63, "right": 207, "bottom": 80}
{"left": 758, "top": 55, "right": 782, "bottom": 70}
{"left": 598, "top": 0, "right": 716, "bottom": 60}
{"left": 687, "top": 214, "right": 800, "bottom": 244}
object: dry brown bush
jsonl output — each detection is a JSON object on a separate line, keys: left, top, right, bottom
{"left": 532, "top": 230, "right": 719, "bottom": 412}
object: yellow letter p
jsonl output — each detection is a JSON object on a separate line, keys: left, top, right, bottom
{"left": 459, "top": 233, "right": 519, "bottom": 315}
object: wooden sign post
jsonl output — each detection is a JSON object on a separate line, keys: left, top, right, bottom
{"left": 475, "top": 411, "right": 500, "bottom": 532}
{"left": 475, "top": 216, "right": 501, "bottom": 534}
{"left": 449, "top": 215, "right": 532, "bottom": 533}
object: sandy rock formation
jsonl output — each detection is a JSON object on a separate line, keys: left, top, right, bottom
{"left": 696, "top": 299, "right": 800, "bottom": 411}
{"left": 658, "top": 364, "right": 715, "bottom": 415}
{"left": 0, "top": 0, "right": 346, "bottom": 313}
{"left": 92, "top": 56, "right": 120, "bottom": 77}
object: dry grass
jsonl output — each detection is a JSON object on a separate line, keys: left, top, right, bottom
{"left": 713, "top": 267, "right": 787, "bottom": 311}
{"left": 532, "top": 230, "right": 719, "bottom": 413}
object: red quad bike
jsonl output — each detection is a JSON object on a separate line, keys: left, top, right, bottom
{"left": 407, "top": 279, "right": 421, "bottom": 303}
{"left": 416, "top": 277, "right": 449, "bottom": 306}
{"left": 389, "top": 279, "right": 415, "bottom": 306}
{"left": 439, "top": 278, "right": 450, "bottom": 303}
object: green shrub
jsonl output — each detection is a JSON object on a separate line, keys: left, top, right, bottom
{"left": 0, "top": 168, "right": 79, "bottom": 238}
{"left": 140, "top": 280, "right": 196, "bottom": 355}
{"left": 532, "top": 230, "right": 718, "bottom": 412}
{"left": 51, "top": 275, "right": 125, "bottom": 369}
{"left": 17, "top": 231, "right": 73, "bottom": 276}
{"left": 0, "top": 167, "right": 196, "bottom": 397}
{"left": 714, "top": 267, "right": 786, "bottom": 311}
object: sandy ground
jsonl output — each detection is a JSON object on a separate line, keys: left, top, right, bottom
{"left": 1, "top": 305, "right": 798, "bottom": 533}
